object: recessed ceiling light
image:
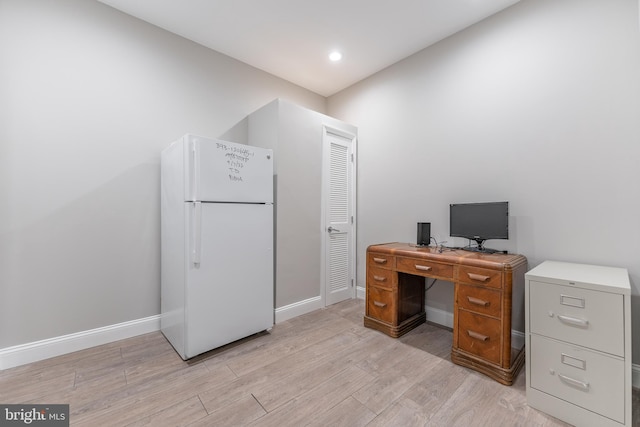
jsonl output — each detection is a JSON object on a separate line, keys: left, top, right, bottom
{"left": 329, "top": 51, "right": 342, "bottom": 62}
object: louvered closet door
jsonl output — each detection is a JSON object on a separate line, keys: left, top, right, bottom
{"left": 324, "top": 129, "right": 355, "bottom": 306}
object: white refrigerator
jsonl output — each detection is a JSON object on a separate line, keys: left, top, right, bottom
{"left": 161, "top": 134, "right": 274, "bottom": 360}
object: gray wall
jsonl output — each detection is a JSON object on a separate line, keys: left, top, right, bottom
{"left": 3, "top": 0, "right": 640, "bottom": 368}
{"left": 248, "top": 99, "right": 357, "bottom": 309}
{"left": 328, "top": 0, "right": 640, "bottom": 361}
{"left": 0, "top": 0, "right": 325, "bottom": 348}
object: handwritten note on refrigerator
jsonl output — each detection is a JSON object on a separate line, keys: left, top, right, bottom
{"left": 216, "top": 142, "right": 256, "bottom": 182}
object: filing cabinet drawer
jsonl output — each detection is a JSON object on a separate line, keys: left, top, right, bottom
{"left": 530, "top": 334, "right": 624, "bottom": 424}
{"left": 367, "top": 266, "right": 395, "bottom": 291}
{"left": 457, "top": 310, "right": 501, "bottom": 365}
{"left": 367, "top": 252, "right": 395, "bottom": 270}
{"left": 458, "top": 265, "right": 502, "bottom": 289}
{"left": 529, "top": 280, "right": 624, "bottom": 356}
{"left": 367, "top": 286, "right": 396, "bottom": 324}
{"left": 457, "top": 284, "right": 502, "bottom": 318}
{"left": 396, "top": 256, "right": 453, "bottom": 279}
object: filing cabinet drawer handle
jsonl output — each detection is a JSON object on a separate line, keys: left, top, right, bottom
{"left": 467, "top": 296, "right": 490, "bottom": 307}
{"left": 373, "top": 301, "right": 387, "bottom": 308}
{"left": 558, "top": 374, "right": 590, "bottom": 392}
{"left": 557, "top": 314, "right": 589, "bottom": 328}
{"left": 467, "top": 330, "right": 489, "bottom": 341}
{"left": 373, "top": 257, "right": 387, "bottom": 264}
{"left": 415, "top": 265, "right": 432, "bottom": 272}
{"left": 373, "top": 275, "right": 387, "bottom": 282}
{"left": 467, "top": 273, "right": 490, "bottom": 282}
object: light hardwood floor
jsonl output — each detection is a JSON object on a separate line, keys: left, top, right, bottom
{"left": 1, "top": 299, "right": 636, "bottom": 426}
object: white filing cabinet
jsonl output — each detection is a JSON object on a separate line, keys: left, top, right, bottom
{"left": 525, "top": 261, "right": 631, "bottom": 427}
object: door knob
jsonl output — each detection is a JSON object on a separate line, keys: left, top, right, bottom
{"left": 327, "top": 226, "right": 339, "bottom": 233}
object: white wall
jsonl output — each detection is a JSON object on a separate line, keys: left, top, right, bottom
{"left": 328, "top": 0, "right": 640, "bottom": 360}
{"left": 0, "top": 0, "right": 325, "bottom": 349}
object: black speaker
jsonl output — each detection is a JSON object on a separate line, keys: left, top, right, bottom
{"left": 417, "top": 222, "right": 431, "bottom": 247}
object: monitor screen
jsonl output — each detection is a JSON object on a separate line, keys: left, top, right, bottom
{"left": 449, "top": 202, "right": 509, "bottom": 242}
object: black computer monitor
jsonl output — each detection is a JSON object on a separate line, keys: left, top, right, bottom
{"left": 449, "top": 201, "right": 509, "bottom": 253}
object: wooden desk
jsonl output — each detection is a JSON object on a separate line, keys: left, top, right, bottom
{"left": 364, "top": 242, "right": 528, "bottom": 385}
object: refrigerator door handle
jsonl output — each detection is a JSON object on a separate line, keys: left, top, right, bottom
{"left": 190, "top": 138, "right": 199, "bottom": 201}
{"left": 191, "top": 201, "right": 202, "bottom": 266}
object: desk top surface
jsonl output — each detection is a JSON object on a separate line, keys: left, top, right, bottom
{"left": 368, "top": 242, "right": 527, "bottom": 270}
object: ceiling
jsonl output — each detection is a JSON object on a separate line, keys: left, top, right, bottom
{"left": 97, "top": 0, "right": 521, "bottom": 97}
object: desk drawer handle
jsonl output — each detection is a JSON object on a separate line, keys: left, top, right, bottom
{"left": 467, "top": 296, "right": 490, "bottom": 307}
{"left": 558, "top": 374, "right": 590, "bottom": 392}
{"left": 467, "top": 330, "right": 489, "bottom": 341}
{"left": 373, "top": 275, "right": 387, "bottom": 282}
{"left": 373, "top": 300, "right": 387, "bottom": 308}
{"left": 415, "top": 265, "right": 432, "bottom": 272}
{"left": 467, "top": 273, "right": 490, "bottom": 282}
{"left": 558, "top": 314, "right": 589, "bottom": 328}
{"left": 373, "top": 257, "right": 387, "bottom": 264}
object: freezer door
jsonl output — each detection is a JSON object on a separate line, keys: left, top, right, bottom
{"left": 184, "top": 202, "right": 274, "bottom": 358}
{"left": 185, "top": 134, "right": 273, "bottom": 203}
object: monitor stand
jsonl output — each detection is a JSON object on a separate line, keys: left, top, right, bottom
{"left": 463, "top": 239, "right": 501, "bottom": 254}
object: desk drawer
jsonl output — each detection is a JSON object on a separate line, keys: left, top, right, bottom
{"left": 396, "top": 256, "right": 453, "bottom": 279}
{"left": 530, "top": 334, "right": 625, "bottom": 423}
{"left": 458, "top": 265, "right": 502, "bottom": 289}
{"left": 457, "top": 310, "right": 501, "bottom": 364}
{"left": 367, "top": 286, "right": 396, "bottom": 324}
{"left": 368, "top": 252, "right": 395, "bottom": 270}
{"left": 529, "top": 280, "right": 624, "bottom": 356}
{"left": 457, "top": 284, "right": 501, "bottom": 318}
{"left": 367, "top": 266, "right": 395, "bottom": 291}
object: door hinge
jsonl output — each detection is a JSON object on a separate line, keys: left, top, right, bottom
{"left": 351, "top": 216, "right": 354, "bottom": 224}
{"left": 351, "top": 153, "right": 354, "bottom": 162}
{"left": 351, "top": 279, "right": 354, "bottom": 287}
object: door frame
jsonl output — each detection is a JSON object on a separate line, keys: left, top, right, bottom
{"left": 320, "top": 125, "right": 357, "bottom": 307}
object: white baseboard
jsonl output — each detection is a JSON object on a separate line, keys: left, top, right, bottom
{"left": 512, "top": 330, "right": 525, "bottom": 351}
{"left": 4, "top": 304, "right": 640, "bottom": 390}
{"left": 0, "top": 315, "right": 160, "bottom": 371}
{"left": 275, "top": 288, "right": 366, "bottom": 323}
{"left": 275, "top": 296, "right": 323, "bottom": 323}
{"left": 1, "top": 295, "right": 325, "bottom": 371}
{"left": 425, "top": 305, "right": 454, "bottom": 328}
